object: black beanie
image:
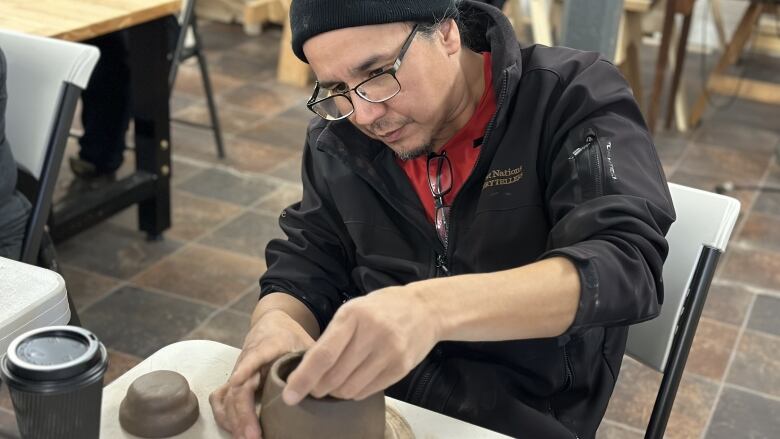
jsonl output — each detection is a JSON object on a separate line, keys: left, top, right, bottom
{"left": 290, "top": 0, "right": 456, "bottom": 63}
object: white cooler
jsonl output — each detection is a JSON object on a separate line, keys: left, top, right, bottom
{"left": 0, "top": 257, "right": 71, "bottom": 355}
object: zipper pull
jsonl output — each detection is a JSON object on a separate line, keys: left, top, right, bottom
{"left": 570, "top": 135, "right": 596, "bottom": 160}
{"left": 435, "top": 254, "right": 450, "bottom": 276}
{"left": 340, "top": 291, "right": 354, "bottom": 303}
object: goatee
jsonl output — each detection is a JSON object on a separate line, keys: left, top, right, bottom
{"left": 395, "top": 142, "right": 434, "bottom": 161}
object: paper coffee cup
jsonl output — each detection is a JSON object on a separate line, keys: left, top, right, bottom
{"left": 0, "top": 326, "right": 109, "bottom": 439}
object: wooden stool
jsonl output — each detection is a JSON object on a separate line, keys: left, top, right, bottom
{"left": 244, "top": 0, "right": 311, "bottom": 87}
{"left": 647, "top": 0, "right": 697, "bottom": 134}
{"left": 617, "top": 0, "right": 655, "bottom": 111}
{"left": 689, "top": 0, "right": 780, "bottom": 127}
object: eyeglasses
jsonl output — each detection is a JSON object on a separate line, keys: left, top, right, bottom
{"left": 427, "top": 152, "right": 452, "bottom": 248}
{"left": 306, "top": 25, "right": 419, "bottom": 121}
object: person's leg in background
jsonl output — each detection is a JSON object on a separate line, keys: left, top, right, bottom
{"left": 0, "top": 192, "right": 31, "bottom": 260}
{"left": 72, "top": 16, "right": 180, "bottom": 180}
{"left": 71, "top": 31, "right": 132, "bottom": 179}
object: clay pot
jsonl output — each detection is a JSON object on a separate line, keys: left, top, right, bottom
{"left": 119, "top": 370, "right": 199, "bottom": 438}
{"left": 260, "top": 352, "right": 386, "bottom": 439}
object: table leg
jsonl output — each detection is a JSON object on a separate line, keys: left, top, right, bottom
{"left": 530, "top": 0, "right": 554, "bottom": 46}
{"left": 127, "top": 17, "right": 172, "bottom": 240}
{"left": 621, "top": 11, "right": 645, "bottom": 110}
{"left": 647, "top": 0, "right": 677, "bottom": 133}
{"left": 275, "top": 0, "right": 310, "bottom": 87}
{"left": 665, "top": 11, "right": 692, "bottom": 129}
{"left": 689, "top": 2, "right": 764, "bottom": 127}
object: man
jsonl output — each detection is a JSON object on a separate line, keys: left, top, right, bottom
{"left": 211, "top": 1, "right": 675, "bottom": 438}
{"left": 0, "top": 47, "right": 32, "bottom": 260}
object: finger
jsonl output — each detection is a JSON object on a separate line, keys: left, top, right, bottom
{"left": 310, "top": 333, "right": 369, "bottom": 398}
{"left": 351, "top": 363, "right": 407, "bottom": 401}
{"left": 224, "top": 390, "right": 240, "bottom": 438}
{"left": 232, "top": 373, "right": 262, "bottom": 439}
{"left": 209, "top": 384, "right": 230, "bottom": 431}
{"left": 329, "top": 351, "right": 385, "bottom": 400}
{"left": 230, "top": 344, "right": 286, "bottom": 386}
{"left": 283, "top": 314, "right": 357, "bottom": 405}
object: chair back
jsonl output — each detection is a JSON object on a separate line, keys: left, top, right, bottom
{"left": 626, "top": 183, "right": 739, "bottom": 439}
{"left": 0, "top": 29, "right": 99, "bottom": 263}
{"left": 0, "top": 30, "right": 98, "bottom": 178}
{"left": 626, "top": 183, "right": 740, "bottom": 371}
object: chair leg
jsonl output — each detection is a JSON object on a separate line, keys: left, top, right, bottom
{"left": 192, "top": 24, "right": 226, "bottom": 159}
{"left": 37, "top": 230, "right": 81, "bottom": 326}
{"left": 67, "top": 294, "right": 82, "bottom": 326}
{"left": 197, "top": 51, "right": 226, "bottom": 159}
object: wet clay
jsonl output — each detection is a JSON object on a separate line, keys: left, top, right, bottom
{"left": 260, "top": 352, "right": 387, "bottom": 439}
{"left": 119, "top": 370, "right": 199, "bottom": 438}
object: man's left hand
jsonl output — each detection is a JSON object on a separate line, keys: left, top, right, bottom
{"left": 281, "top": 283, "right": 441, "bottom": 404}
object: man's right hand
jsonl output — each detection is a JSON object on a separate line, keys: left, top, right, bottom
{"left": 210, "top": 309, "right": 315, "bottom": 439}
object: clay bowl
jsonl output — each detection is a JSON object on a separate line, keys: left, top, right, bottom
{"left": 119, "top": 370, "right": 199, "bottom": 438}
{"left": 260, "top": 352, "right": 386, "bottom": 439}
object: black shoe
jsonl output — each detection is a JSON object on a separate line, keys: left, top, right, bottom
{"left": 67, "top": 157, "right": 116, "bottom": 194}
{"left": 69, "top": 157, "right": 116, "bottom": 181}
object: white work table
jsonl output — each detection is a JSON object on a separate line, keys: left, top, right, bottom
{"left": 101, "top": 340, "right": 511, "bottom": 438}
{"left": 0, "top": 256, "right": 71, "bottom": 355}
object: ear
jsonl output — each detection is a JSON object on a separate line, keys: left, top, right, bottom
{"left": 438, "top": 19, "right": 461, "bottom": 56}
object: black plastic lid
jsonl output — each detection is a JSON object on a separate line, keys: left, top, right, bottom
{"left": 1, "top": 326, "right": 106, "bottom": 387}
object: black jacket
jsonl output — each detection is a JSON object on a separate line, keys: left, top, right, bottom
{"left": 260, "top": 2, "right": 675, "bottom": 437}
{"left": 0, "top": 48, "right": 17, "bottom": 204}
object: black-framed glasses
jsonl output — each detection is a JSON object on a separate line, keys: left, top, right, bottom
{"left": 306, "top": 24, "right": 420, "bottom": 121}
{"left": 427, "top": 152, "right": 452, "bottom": 247}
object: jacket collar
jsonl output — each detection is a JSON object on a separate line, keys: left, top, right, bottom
{"left": 459, "top": 0, "right": 523, "bottom": 99}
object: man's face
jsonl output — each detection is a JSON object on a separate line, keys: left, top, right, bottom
{"left": 303, "top": 22, "right": 460, "bottom": 160}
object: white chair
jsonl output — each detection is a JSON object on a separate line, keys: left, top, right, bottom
{"left": 626, "top": 182, "right": 740, "bottom": 439}
{"left": 0, "top": 29, "right": 100, "bottom": 324}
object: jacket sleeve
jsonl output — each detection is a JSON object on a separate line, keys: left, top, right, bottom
{"left": 539, "top": 53, "right": 676, "bottom": 333}
{"left": 259, "top": 126, "right": 355, "bottom": 333}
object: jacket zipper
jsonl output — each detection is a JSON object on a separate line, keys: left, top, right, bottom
{"left": 444, "top": 70, "right": 510, "bottom": 264}
{"left": 407, "top": 72, "right": 510, "bottom": 408}
{"left": 562, "top": 343, "right": 574, "bottom": 392}
{"left": 408, "top": 346, "right": 444, "bottom": 405}
{"left": 434, "top": 253, "right": 450, "bottom": 277}
{"left": 569, "top": 130, "right": 604, "bottom": 200}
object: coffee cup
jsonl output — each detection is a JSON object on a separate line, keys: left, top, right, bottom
{"left": 0, "top": 325, "right": 109, "bottom": 439}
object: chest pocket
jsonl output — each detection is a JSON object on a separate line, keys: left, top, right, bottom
{"left": 476, "top": 164, "right": 543, "bottom": 213}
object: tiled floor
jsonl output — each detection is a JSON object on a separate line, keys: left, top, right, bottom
{"left": 1, "top": 20, "right": 779, "bottom": 439}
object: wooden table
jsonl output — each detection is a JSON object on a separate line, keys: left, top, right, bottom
{"left": 0, "top": 0, "right": 179, "bottom": 41}
{"left": 0, "top": 0, "right": 180, "bottom": 241}
{"left": 101, "top": 340, "right": 512, "bottom": 438}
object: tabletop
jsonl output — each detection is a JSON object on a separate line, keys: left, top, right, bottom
{"left": 101, "top": 340, "right": 511, "bottom": 438}
{"left": 0, "top": 257, "right": 70, "bottom": 356}
{"left": 0, "top": 0, "right": 180, "bottom": 41}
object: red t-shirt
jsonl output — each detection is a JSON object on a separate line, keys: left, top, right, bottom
{"left": 397, "top": 52, "right": 496, "bottom": 224}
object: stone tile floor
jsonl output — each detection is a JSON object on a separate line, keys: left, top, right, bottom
{"left": 1, "top": 20, "right": 779, "bottom": 439}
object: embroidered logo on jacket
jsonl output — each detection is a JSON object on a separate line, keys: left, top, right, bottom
{"left": 482, "top": 167, "right": 524, "bottom": 189}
